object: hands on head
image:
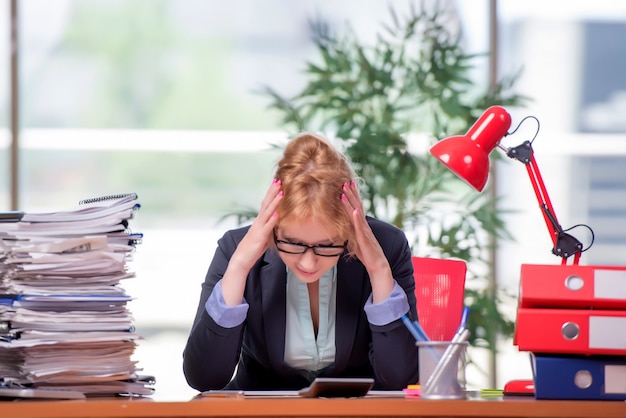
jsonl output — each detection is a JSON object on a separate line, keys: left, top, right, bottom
{"left": 256, "top": 177, "right": 393, "bottom": 301}
{"left": 223, "top": 132, "right": 393, "bottom": 304}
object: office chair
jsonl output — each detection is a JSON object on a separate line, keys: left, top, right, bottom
{"left": 412, "top": 256, "right": 467, "bottom": 341}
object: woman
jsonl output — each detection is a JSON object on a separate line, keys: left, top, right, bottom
{"left": 183, "top": 132, "right": 418, "bottom": 391}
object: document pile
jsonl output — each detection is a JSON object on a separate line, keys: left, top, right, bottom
{"left": 0, "top": 193, "right": 154, "bottom": 397}
{"left": 514, "top": 264, "right": 626, "bottom": 400}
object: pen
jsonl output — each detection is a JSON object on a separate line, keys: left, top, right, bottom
{"left": 403, "top": 315, "right": 442, "bottom": 369}
{"left": 412, "top": 320, "right": 430, "bottom": 342}
{"left": 401, "top": 314, "right": 431, "bottom": 342}
{"left": 459, "top": 306, "right": 470, "bottom": 330}
{"left": 401, "top": 315, "right": 423, "bottom": 342}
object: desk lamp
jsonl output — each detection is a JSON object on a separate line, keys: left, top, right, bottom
{"left": 429, "top": 105, "right": 592, "bottom": 265}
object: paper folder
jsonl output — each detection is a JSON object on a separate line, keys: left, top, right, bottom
{"left": 515, "top": 308, "right": 626, "bottom": 355}
{"left": 519, "top": 264, "right": 626, "bottom": 309}
{"left": 531, "top": 353, "right": 626, "bottom": 400}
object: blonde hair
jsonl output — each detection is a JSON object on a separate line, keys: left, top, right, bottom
{"left": 274, "top": 132, "right": 358, "bottom": 256}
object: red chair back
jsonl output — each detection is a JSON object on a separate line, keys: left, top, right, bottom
{"left": 412, "top": 256, "right": 467, "bottom": 341}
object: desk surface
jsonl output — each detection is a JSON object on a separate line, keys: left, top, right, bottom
{"left": 1, "top": 396, "right": 625, "bottom": 418}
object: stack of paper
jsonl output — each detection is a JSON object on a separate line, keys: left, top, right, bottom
{"left": 0, "top": 193, "right": 154, "bottom": 397}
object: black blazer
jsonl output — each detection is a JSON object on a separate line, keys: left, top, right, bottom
{"left": 183, "top": 216, "right": 418, "bottom": 391}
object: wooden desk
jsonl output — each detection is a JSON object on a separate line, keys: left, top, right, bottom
{"left": 1, "top": 396, "right": 625, "bottom": 418}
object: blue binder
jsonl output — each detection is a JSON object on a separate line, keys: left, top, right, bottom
{"left": 531, "top": 353, "right": 626, "bottom": 400}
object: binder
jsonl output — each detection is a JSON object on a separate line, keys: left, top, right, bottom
{"left": 519, "top": 264, "right": 626, "bottom": 309}
{"left": 531, "top": 353, "right": 626, "bottom": 400}
{"left": 515, "top": 308, "right": 626, "bottom": 355}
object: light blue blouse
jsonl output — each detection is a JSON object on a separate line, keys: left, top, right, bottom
{"left": 284, "top": 265, "right": 336, "bottom": 371}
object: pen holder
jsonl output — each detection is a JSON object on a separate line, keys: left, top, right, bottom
{"left": 416, "top": 341, "right": 468, "bottom": 400}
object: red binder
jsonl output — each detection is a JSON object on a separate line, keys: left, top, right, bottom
{"left": 518, "top": 264, "right": 626, "bottom": 309}
{"left": 515, "top": 308, "right": 626, "bottom": 355}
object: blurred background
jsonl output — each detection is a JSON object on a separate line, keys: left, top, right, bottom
{"left": 1, "top": 0, "right": 625, "bottom": 400}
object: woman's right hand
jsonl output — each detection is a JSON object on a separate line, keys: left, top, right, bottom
{"left": 220, "top": 179, "right": 283, "bottom": 305}
{"left": 238, "top": 178, "right": 283, "bottom": 263}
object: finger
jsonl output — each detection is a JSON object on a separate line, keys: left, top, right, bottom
{"left": 341, "top": 181, "right": 364, "bottom": 213}
{"left": 244, "top": 190, "right": 281, "bottom": 256}
{"left": 342, "top": 201, "right": 365, "bottom": 239}
{"left": 351, "top": 207, "right": 365, "bottom": 239}
{"left": 259, "top": 190, "right": 283, "bottom": 228}
{"left": 258, "top": 180, "right": 283, "bottom": 221}
{"left": 341, "top": 192, "right": 357, "bottom": 219}
{"left": 351, "top": 207, "right": 387, "bottom": 263}
{"left": 259, "top": 179, "right": 281, "bottom": 211}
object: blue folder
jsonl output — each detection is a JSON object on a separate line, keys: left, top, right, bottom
{"left": 531, "top": 353, "right": 626, "bottom": 400}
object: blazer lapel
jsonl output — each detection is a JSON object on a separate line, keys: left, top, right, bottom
{"left": 333, "top": 257, "right": 368, "bottom": 371}
{"left": 260, "top": 251, "right": 288, "bottom": 370}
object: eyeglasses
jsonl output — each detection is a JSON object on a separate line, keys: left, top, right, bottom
{"left": 273, "top": 231, "right": 347, "bottom": 257}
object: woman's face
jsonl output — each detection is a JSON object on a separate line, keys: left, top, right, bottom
{"left": 274, "top": 217, "right": 345, "bottom": 284}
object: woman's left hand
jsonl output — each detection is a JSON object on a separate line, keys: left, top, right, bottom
{"left": 341, "top": 181, "right": 394, "bottom": 301}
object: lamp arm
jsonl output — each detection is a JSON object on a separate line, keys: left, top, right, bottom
{"left": 505, "top": 141, "right": 583, "bottom": 265}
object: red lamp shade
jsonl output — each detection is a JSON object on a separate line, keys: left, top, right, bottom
{"left": 430, "top": 106, "right": 512, "bottom": 192}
